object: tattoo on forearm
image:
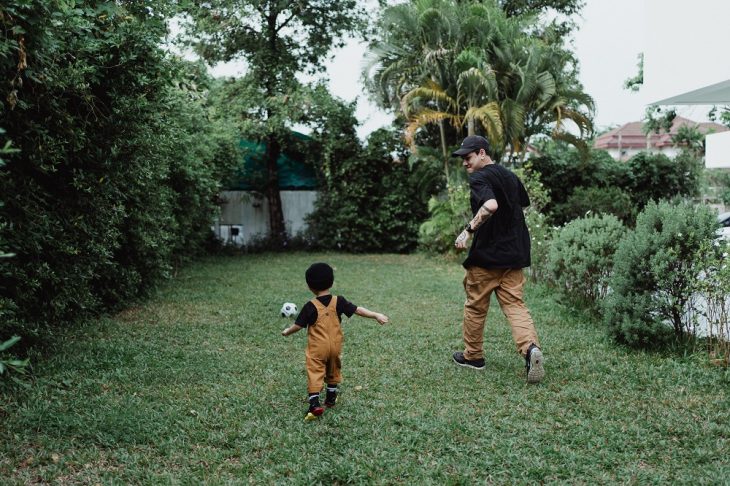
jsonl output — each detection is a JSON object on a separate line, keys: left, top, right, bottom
{"left": 469, "top": 203, "right": 494, "bottom": 231}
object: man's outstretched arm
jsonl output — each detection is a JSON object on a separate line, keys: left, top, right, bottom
{"left": 455, "top": 199, "right": 498, "bottom": 249}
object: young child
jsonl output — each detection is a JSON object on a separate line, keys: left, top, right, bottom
{"left": 281, "top": 262, "right": 389, "bottom": 421}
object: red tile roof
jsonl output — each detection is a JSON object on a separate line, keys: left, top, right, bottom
{"left": 593, "top": 116, "right": 728, "bottom": 150}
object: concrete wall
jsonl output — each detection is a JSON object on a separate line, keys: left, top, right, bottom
{"left": 213, "top": 190, "right": 318, "bottom": 245}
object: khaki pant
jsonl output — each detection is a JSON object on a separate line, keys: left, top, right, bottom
{"left": 462, "top": 267, "right": 539, "bottom": 360}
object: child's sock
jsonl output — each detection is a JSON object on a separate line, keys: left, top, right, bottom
{"left": 325, "top": 385, "right": 338, "bottom": 407}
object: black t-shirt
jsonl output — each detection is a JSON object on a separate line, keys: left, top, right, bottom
{"left": 463, "top": 163, "right": 531, "bottom": 269}
{"left": 294, "top": 294, "right": 358, "bottom": 328}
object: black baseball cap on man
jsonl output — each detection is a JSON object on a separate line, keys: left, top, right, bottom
{"left": 305, "top": 262, "right": 334, "bottom": 291}
{"left": 452, "top": 135, "right": 491, "bottom": 157}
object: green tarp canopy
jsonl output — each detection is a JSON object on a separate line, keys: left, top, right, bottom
{"left": 226, "top": 134, "right": 319, "bottom": 191}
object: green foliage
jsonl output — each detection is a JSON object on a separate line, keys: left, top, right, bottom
{"left": 626, "top": 151, "right": 701, "bottom": 209}
{"left": 704, "top": 168, "right": 730, "bottom": 205}
{"left": 643, "top": 105, "right": 676, "bottom": 135}
{"left": 552, "top": 185, "right": 634, "bottom": 223}
{"left": 418, "top": 182, "right": 471, "bottom": 254}
{"left": 623, "top": 53, "right": 644, "bottom": 92}
{"left": 708, "top": 105, "right": 730, "bottom": 129}
{"left": 0, "top": 336, "right": 30, "bottom": 388}
{"left": 528, "top": 143, "right": 629, "bottom": 223}
{"left": 547, "top": 214, "right": 626, "bottom": 304}
{"left": 366, "top": 0, "right": 593, "bottom": 162}
{"left": 514, "top": 166, "right": 550, "bottom": 213}
{"left": 0, "top": 2, "right": 239, "bottom": 342}
{"left": 603, "top": 201, "right": 718, "bottom": 347}
{"left": 307, "top": 128, "right": 426, "bottom": 253}
{"left": 531, "top": 140, "right": 703, "bottom": 224}
{"left": 693, "top": 240, "right": 730, "bottom": 365}
{"left": 182, "top": 0, "right": 368, "bottom": 241}
{"left": 524, "top": 209, "right": 554, "bottom": 282}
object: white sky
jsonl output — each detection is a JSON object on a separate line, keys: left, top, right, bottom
{"left": 209, "top": 0, "right": 720, "bottom": 140}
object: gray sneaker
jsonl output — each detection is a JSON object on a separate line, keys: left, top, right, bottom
{"left": 453, "top": 352, "right": 485, "bottom": 370}
{"left": 525, "top": 345, "right": 545, "bottom": 383}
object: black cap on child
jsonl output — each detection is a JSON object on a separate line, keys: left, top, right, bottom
{"left": 305, "top": 262, "right": 334, "bottom": 291}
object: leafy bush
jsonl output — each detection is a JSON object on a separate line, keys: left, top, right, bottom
{"left": 528, "top": 144, "right": 629, "bottom": 220}
{"left": 513, "top": 166, "right": 550, "bottom": 213}
{"left": 418, "top": 183, "right": 471, "bottom": 254}
{"left": 602, "top": 201, "right": 718, "bottom": 347}
{"left": 552, "top": 186, "right": 635, "bottom": 224}
{"left": 524, "top": 210, "right": 554, "bottom": 282}
{"left": 547, "top": 214, "right": 626, "bottom": 304}
{"left": 530, "top": 141, "right": 703, "bottom": 225}
{"left": 0, "top": 336, "right": 30, "bottom": 389}
{"left": 693, "top": 240, "right": 730, "bottom": 366}
{"left": 0, "top": 3, "right": 239, "bottom": 342}
{"left": 626, "top": 152, "right": 700, "bottom": 210}
{"left": 307, "top": 128, "right": 425, "bottom": 253}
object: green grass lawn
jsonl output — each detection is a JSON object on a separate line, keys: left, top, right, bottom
{"left": 1, "top": 253, "right": 728, "bottom": 484}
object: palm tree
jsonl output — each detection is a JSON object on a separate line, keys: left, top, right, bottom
{"left": 366, "top": 0, "right": 594, "bottom": 166}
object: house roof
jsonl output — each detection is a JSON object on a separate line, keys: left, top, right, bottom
{"left": 593, "top": 116, "right": 728, "bottom": 150}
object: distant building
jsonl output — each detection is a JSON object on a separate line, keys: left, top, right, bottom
{"left": 593, "top": 116, "right": 728, "bottom": 161}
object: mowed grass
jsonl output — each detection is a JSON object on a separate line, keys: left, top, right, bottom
{"left": 1, "top": 253, "right": 728, "bottom": 484}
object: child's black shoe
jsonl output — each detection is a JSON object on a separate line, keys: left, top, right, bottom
{"left": 305, "top": 396, "right": 324, "bottom": 421}
{"left": 324, "top": 389, "right": 338, "bottom": 408}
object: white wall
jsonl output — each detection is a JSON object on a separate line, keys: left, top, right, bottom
{"left": 706, "top": 132, "right": 730, "bottom": 169}
{"left": 213, "top": 190, "right": 318, "bottom": 245}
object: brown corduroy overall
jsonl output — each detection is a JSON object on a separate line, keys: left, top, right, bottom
{"left": 306, "top": 296, "right": 343, "bottom": 394}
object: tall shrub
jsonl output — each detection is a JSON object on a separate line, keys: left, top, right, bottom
{"left": 603, "top": 201, "right": 718, "bottom": 347}
{"left": 0, "top": 3, "right": 238, "bottom": 341}
{"left": 547, "top": 214, "right": 626, "bottom": 304}
{"left": 552, "top": 186, "right": 635, "bottom": 224}
{"left": 626, "top": 152, "right": 700, "bottom": 210}
{"left": 307, "top": 128, "right": 425, "bottom": 253}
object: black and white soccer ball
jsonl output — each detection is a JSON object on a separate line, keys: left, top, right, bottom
{"left": 280, "top": 302, "right": 298, "bottom": 318}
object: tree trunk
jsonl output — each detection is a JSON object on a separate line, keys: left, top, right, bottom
{"left": 263, "top": 9, "right": 287, "bottom": 247}
{"left": 265, "top": 132, "right": 287, "bottom": 245}
{"left": 438, "top": 119, "right": 450, "bottom": 185}
{"left": 467, "top": 117, "right": 475, "bottom": 136}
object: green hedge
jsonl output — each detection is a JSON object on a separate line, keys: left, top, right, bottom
{"left": 602, "top": 201, "right": 717, "bottom": 347}
{"left": 0, "top": 2, "right": 238, "bottom": 343}
{"left": 307, "top": 129, "right": 425, "bottom": 253}
{"left": 547, "top": 214, "right": 626, "bottom": 305}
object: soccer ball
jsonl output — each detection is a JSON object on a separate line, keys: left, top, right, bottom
{"left": 280, "top": 302, "right": 298, "bottom": 318}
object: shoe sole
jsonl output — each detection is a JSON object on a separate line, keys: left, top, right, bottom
{"left": 527, "top": 348, "right": 545, "bottom": 384}
{"left": 452, "top": 356, "right": 485, "bottom": 370}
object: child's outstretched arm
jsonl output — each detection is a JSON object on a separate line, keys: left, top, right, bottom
{"left": 355, "top": 307, "right": 389, "bottom": 325}
{"left": 281, "top": 324, "right": 304, "bottom": 336}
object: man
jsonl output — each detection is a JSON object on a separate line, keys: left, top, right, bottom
{"left": 451, "top": 135, "right": 544, "bottom": 384}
